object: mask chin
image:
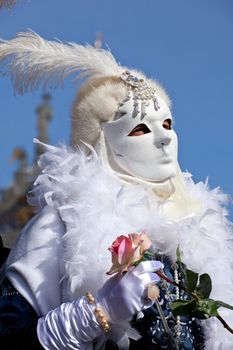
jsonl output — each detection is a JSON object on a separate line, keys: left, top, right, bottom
{"left": 110, "top": 154, "right": 177, "bottom": 183}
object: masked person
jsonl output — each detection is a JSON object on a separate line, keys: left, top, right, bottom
{"left": 0, "top": 32, "right": 233, "bottom": 350}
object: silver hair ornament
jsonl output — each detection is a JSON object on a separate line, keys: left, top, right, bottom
{"left": 120, "top": 70, "right": 160, "bottom": 119}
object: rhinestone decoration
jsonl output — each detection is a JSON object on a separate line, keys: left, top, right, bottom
{"left": 172, "top": 262, "right": 182, "bottom": 343}
{"left": 121, "top": 70, "right": 160, "bottom": 119}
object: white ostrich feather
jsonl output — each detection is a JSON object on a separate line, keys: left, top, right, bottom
{"left": 0, "top": 31, "right": 123, "bottom": 94}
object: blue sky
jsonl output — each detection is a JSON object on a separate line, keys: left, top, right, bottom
{"left": 0, "top": 0, "right": 232, "bottom": 217}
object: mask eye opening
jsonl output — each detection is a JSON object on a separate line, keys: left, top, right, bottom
{"left": 128, "top": 123, "right": 151, "bottom": 137}
{"left": 163, "top": 118, "right": 172, "bottom": 130}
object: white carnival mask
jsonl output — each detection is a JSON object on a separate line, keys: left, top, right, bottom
{"left": 102, "top": 96, "right": 178, "bottom": 183}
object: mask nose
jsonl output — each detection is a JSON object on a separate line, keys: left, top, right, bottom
{"left": 155, "top": 135, "right": 171, "bottom": 148}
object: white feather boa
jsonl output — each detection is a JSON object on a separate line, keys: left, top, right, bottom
{"left": 29, "top": 140, "right": 233, "bottom": 349}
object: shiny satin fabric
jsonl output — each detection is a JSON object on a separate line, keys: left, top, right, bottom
{"left": 37, "top": 297, "right": 103, "bottom": 350}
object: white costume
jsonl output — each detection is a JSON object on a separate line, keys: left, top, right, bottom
{"left": 0, "top": 31, "right": 233, "bottom": 349}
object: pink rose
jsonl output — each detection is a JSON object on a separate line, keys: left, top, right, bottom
{"left": 129, "top": 231, "right": 152, "bottom": 262}
{"left": 107, "top": 231, "right": 152, "bottom": 275}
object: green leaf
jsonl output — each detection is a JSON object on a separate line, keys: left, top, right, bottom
{"left": 171, "top": 298, "right": 233, "bottom": 320}
{"left": 176, "top": 245, "right": 182, "bottom": 264}
{"left": 171, "top": 299, "right": 197, "bottom": 316}
{"left": 176, "top": 245, "right": 186, "bottom": 278}
{"left": 195, "top": 299, "right": 218, "bottom": 317}
{"left": 185, "top": 269, "right": 198, "bottom": 293}
{"left": 196, "top": 273, "right": 212, "bottom": 298}
{"left": 143, "top": 251, "right": 154, "bottom": 260}
{"left": 216, "top": 300, "right": 233, "bottom": 311}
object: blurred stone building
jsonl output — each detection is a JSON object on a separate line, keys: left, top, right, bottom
{"left": 0, "top": 34, "right": 102, "bottom": 257}
{"left": 0, "top": 94, "right": 52, "bottom": 249}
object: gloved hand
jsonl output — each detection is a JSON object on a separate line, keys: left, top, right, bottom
{"left": 96, "top": 260, "right": 163, "bottom": 323}
{"left": 37, "top": 260, "right": 163, "bottom": 350}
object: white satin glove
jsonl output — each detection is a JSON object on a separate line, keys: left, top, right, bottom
{"left": 37, "top": 260, "right": 162, "bottom": 350}
{"left": 97, "top": 260, "right": 163, "bottom": 324}
{"left": 37, "top": 296, "right": 103, "bottom": 350}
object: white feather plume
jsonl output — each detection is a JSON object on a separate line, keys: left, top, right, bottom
{"left": 0, "top": 31, "right": 123, "bottom": 94}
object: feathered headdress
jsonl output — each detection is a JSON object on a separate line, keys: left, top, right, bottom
{"left": 0, "top": 31, "right": 123, "bottom": 94}
{"left": 0, "top": 31, "right": 170, "bottom": 145}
